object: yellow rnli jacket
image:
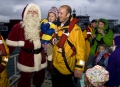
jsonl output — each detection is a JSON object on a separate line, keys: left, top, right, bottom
{"left": 0, "top": 35, "right": 10, "bottom": 87}
{"left": 1, "top": 36, "right": 10, "bottom": 66}
{"left": 52, "top": 18, "right": 85, "bottom": 75}
{"left": 82, "top": 25, "right": 94, "bottom": 62}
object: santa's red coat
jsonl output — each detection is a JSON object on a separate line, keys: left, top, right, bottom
{"left": 6, "top": 22, "right": 47, "bottom": 72}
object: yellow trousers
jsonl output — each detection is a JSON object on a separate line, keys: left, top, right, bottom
{"left": 0, "top": 69, "right": 10, "bottom": 87}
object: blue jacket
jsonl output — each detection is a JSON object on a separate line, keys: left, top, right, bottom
{"left": 88, "top": 52, "right": 109, "bottom": 68}
{"left": 41, "top": 23, "right": 55, "bottom": 35}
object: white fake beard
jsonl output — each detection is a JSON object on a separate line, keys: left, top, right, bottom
{"left": 21, "top": 14, "right": 40, "bottom": 42}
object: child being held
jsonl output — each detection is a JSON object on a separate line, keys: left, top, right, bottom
{"left": 40, "top": 6, "right": 58, "bottom": 53}
{"left": 85, "top": 44, "right": 109, "bottom": 87}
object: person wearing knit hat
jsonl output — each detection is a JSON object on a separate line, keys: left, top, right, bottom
{"left": 48, "top": 6, "right": 58, "bottom": 21}
{"left": 107, "top": 35, "right": 120, "bottom": 87}
{"left": 40, "top": 6, "right": 58, "bottom": 56}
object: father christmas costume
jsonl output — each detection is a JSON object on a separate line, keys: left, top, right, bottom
{"left": 6, "top": 3, "right": 47, "bottom": 87}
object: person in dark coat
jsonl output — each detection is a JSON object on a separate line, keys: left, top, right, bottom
{"left": 107, "top": 35, "right": 120, "bottom": 87}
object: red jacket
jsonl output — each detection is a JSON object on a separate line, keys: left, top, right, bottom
{"left": 6, "top": 22, "right": 47, "bottom": 72}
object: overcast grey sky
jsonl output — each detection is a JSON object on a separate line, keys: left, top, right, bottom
{"left": 0, "top": 0, "right": 120, "bottom": 22}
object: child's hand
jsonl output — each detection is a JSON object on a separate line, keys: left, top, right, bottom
{"left": 43, "top": 22, "right": 48, "bottom": 24}
{"left": 91, "top": 34, "right": 96, "bottom": 39}
{"left": 55, "top": 28, "right": 58, "bottom": 33}
{"left": 98, "top": 29, "right": 105, "bottom": 35}
{"left": 44, "top": 23, "right": 50, "bottom": 28}
{"left": 41, "top": 23, "right": 50, "bottom": 28}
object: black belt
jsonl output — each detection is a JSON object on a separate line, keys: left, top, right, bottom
{"left": 21, "top": 47, "right": 43, "bottom": 54}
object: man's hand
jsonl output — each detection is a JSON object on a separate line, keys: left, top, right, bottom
{"left": 0, "top": 64, "right": 5, "bottom": 73}
{"left": 74, "top": 70, "right": 83, "bottom": 79}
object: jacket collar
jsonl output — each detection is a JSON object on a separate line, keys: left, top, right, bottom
{"left": 57, "top": 15, "right": 72, "bottom": 27}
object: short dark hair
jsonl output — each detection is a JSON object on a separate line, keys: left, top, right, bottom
{"left": 60, "top": 5, "right": 72, "bottom": 14}
{"left": 99, "top": 44, "right": 107, "bottom": 49}
{"left": 91, "top": 19, "right": 97, "bottom": 23}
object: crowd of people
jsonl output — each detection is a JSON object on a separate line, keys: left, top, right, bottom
{"left": 0, "top": 3, "right": 120, "bottom": 87}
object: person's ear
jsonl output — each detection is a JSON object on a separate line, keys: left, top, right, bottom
{"left": 67, "top": 13, "right": 70, "bottom": 18}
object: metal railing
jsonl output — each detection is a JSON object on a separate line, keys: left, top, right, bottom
{"left": 8, "top": 53, "right": 51, "bottom": 87}
{"left": 9, "top": 54, "right": 20, "bottom": 87}
{"left": 8, "top": 53, "right": 35, "bottom": 87}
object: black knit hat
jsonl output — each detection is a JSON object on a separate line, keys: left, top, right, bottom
{"left": 91, "top": 19, "right": 97, "bottom": 23}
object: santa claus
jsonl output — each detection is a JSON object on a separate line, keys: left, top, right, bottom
{"left": 6, "top": 3, "right": 46, "bottom": 87}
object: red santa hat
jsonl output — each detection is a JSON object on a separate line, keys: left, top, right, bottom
{"left": 48, "top": 6, "right": 58, "bottom": 18}
{"left": 22, "top": 3, "right": 41, "bottom": 21}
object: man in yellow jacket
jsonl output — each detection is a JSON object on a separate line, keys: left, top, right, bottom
{"left": 0, "top": 33, "right": 10, "bottom": 87}
{"left": 48, "top": 5, "right": 85, "bottom": 87}
{"left": 82, "top": 20, "right": 97, "bottom": 64}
